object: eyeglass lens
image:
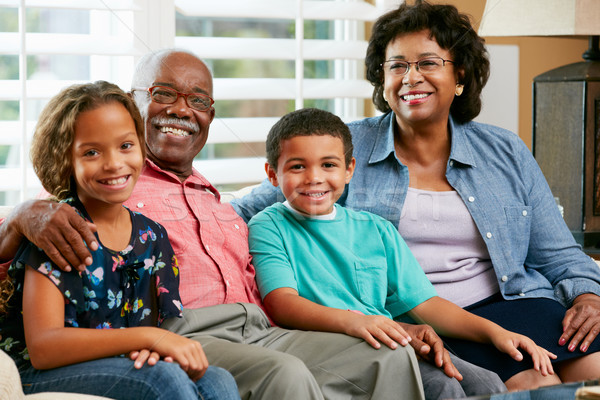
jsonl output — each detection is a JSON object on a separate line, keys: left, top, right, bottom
{"left": 149, "top": 86, "right": 212, "bottom": 111}
{"left": 384, "top": 57, "right": 445, "bottom": 75}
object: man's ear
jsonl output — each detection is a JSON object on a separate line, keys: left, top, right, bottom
{"left": 265, "top": 162, "right": 279, "bottom": 187}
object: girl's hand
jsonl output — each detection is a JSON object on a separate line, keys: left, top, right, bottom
{"left": 492, "top": 331, "right": 557, "bottom": 376}
{"left": 344, "top": 313, "right": 412, "bottom": 350}
{"left": 150, "top": 330, "right": 209, "bottom": 381}
{"left": 129, "top": 349, "right": 174, "bottom": 369}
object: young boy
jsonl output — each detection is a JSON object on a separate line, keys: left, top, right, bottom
{"left": 248, "top": 108, "right": 555, "bottom": 399}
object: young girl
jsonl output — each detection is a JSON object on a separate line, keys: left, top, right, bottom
{"left": 0, "top": 81, "right": 239, "bottom": 400}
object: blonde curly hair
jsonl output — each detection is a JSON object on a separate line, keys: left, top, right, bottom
{"left": 30, "top": 81, "right": 145, "bottom": 200}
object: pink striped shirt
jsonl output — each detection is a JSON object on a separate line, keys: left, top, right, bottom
{"left": 125, "top": 160, "right": 263, "bottom": 309}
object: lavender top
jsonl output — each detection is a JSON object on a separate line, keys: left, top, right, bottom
{"left": 398, "top": 188, "right": 498, "bottom": 307}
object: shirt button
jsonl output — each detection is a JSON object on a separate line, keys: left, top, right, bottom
{"left": 486, "top": 232, "right": 492, "bottom": 239}
{"left": 468, "top": 196, "right": 475, "bottom": 202}
{"left": 519, "top": 292, "right": 525, "bottom": 297}
{"left": 449, "top": 160, "right": 454, "bottom": 167}
{"left": 522, "top": 210, "right": 528, "bottom": 216}
{"left": 225, "top": 280, "right": 229, "bottom": 286}
{"left": 205, "top": 245, "right": 210, "bottom": 252}
{"left": 234, "top": 224, "right": 240, "bottom": 230}
{"left": 137, "top": 202, "right": 144, "bottom": 208}
{"left": 501, "top": 275, "right": 508, "bottom": 282}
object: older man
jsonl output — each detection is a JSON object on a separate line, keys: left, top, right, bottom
{"left": 0, "top": 49, "right": 432, "bottom": 399}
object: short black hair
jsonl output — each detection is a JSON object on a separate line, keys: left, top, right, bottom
{"left": 366, "top": 0, "right": 490, "bottom": 123}
{"left": 266, "top": 108, "right": 353, "bottom": 170}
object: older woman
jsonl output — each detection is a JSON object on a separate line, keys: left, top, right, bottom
{"left": 233, "top": 0, "right": 600, "bottom": 392}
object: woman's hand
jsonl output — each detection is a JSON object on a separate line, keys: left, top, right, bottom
{"left": 150, "top": 330, "right": 209, "bottom": 381}
{"left": 561, "top": 293, "right": 600, "bottom": 352}
{"left": 344, "top": 313, "right": 412, "bottom": 350}
{"left": 491, "top": 330, "right": 556, "bottom": 376}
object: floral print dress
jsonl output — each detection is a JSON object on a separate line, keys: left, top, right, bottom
{"left": 0, "top": 197, "right": 183, "bottom": 370}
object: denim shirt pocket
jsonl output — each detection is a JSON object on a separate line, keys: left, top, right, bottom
{"left": 353, "top": 260, "right": 387, "bottom": 303}
{"left": 503, "top": 205, "right": 532, "bottom": 265}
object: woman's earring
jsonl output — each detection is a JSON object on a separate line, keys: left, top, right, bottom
{"left": 383, "top": 91, "right": 388, "bottom": 102}
{"left": 455, "top": 84, "right": 464, "bottom": 96}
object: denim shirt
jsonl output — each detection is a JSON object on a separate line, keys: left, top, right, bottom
{"left": 231, "top": 112, "right": 600, "bottom": 307}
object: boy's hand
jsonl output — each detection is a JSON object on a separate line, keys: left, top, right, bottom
{"left": 492, "top": 331, "right": 557, "bottom": 377}
{"left": 397, "top": 322, "right": 463, "bottom": 381}
{"left": 344, "top": 313, "right": 412, "bottom": 350}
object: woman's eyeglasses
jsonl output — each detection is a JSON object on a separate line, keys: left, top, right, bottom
{"left": 381, "top": 57, "right": 454, "bottom": 76}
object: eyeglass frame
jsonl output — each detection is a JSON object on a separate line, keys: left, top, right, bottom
{"left": 380, "top": 57, "right": 455, "bottom": 76}
{"left": 131, "top": 85, "right": 215, "bottom": 112}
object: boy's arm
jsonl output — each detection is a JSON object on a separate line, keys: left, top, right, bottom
{"left": 408, "top": 296, "right": 556, "bottom": 376}
{"left": 22, "top": 266, "right": 208, "bottom": 380}
{"left": 264, "top": 287, "right": 411, "bottom": 349}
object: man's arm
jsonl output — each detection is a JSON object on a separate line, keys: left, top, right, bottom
{"left": 0, "top": 199, "right": 97, "bottom": 271}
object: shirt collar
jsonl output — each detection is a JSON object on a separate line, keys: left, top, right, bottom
{"left": 448, "top": 117, "right": 477, "bottom": 168}
{"left": 368, "top": 112, "right": 477, "bottom": 168}
{"left": 143, "top": 158, "right": 222, "bottom": 201}
{"left": 369, "top": 112, "right": 397, "bottom": 164}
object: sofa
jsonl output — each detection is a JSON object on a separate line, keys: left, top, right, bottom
{"left": 0, "top": 349, "right": 110, "bottom": 399}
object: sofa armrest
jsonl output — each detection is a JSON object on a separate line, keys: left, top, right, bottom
{"left": 1, "top": 350, "right": 113, "bottom": 399}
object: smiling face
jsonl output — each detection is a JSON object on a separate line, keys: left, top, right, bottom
{"left": 71, "top": 102, "right": 144, "bottom": 212}
{"left": 383, "top": 29, "right": 462, "bottom": 129}
{"left": 266, "top": 135, "right": 355, "bottom": 216}
{"left": 144, "top": 52, "right": 215, "bottom": 180}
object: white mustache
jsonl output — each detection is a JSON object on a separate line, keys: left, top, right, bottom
{"left": 150, "top": 116, "right": 200, "bottom": 134}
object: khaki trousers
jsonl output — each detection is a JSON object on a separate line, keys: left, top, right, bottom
{"left": 162, "top": 303, "right": 424, "bottom": 400}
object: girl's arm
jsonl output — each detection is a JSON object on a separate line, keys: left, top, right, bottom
{"left": 263, "top": 287, "right": 411, "bottom": 349}
{"left": 408, "top": 296, "right": 556, "bottom": 376}
{"left": 22, "top": 266, "right": 208, "bottom": 380}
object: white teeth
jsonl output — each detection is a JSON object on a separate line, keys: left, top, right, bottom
{"left": 101, "top": 177, "right": 127, "bottom": 185}
{"left": 402, "top": 93, "right": 429, "bottom": 101}
{"left": 306, "top": 192, "right": 325, "bottom": 198}
{"left": 160, "top": 126, "right": 190, "bottom": 137}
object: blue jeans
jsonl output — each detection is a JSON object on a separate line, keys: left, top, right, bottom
{"left": 20, "top": 357, "right": 240, "bottom": 400}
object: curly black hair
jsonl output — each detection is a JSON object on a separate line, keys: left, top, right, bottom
{"left": 366, "top": 0, "right": 489, "bottom": 123}
{"left": 266, "top": 108, "right": 354, "bottom": 170}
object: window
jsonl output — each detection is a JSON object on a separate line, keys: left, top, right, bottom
{"left": 0, "top": 0, "right": 388, "bottom": 205}
{"left": 0, "top": 0, "right": 142, "bottom": 205}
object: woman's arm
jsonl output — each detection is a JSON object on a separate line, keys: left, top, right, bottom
{"left": 408, "top": 296, "right": 556, "bottom": 375}
{"left": 22, "top": 266, "right": 208, "bottom": 380}
{"left": 264, "top": 287, "right": 411, "bottom": 350}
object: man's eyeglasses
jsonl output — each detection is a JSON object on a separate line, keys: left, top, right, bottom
{"left": 381, "top": 57, "right": 455, "bottom": 76}
{"left": 132, "top": 85, "right": 214, "bottom": 112}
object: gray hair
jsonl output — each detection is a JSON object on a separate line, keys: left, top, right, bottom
{"left": 130, "top": 48, "right": 212, "bottom": 120}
